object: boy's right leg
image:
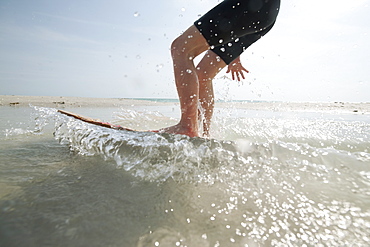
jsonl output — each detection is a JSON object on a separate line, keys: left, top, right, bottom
{"left": 158, "top": 25, "right": 210, "bottom": 137}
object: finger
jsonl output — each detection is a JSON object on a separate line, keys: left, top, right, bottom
{"left": 240, "top": 71, "right": 245, "bottom": 80}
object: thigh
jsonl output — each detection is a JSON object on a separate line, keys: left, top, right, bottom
{"left": 171, "top": 25, "right": 211, "bottom": 59}
{"left": 196, "top": 50, "right": 227, "bottom": 80}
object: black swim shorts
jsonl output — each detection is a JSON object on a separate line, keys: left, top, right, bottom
{"left": 194, "top": 0, "right": 280, "bottom": 64}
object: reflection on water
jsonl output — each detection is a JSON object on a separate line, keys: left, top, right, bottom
{"left": 0, "top": 106, "right": 369, "bottom": 246}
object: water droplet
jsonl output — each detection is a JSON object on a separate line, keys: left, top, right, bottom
{"left": 219, "top": 39, "right": 224, "bottom": 44}
{"left": 186, "top": 69, "right": 192, "bottom": 74}
{"left": 156, "top": 64, "right": 164, "bottom": 72}
{"left": 181, "top": 7, "right": 186, "bottom": 12}
{"left": 133, "top": 11, "right": 140, "bottom": 17}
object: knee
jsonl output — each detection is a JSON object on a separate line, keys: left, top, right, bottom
{"left": 197, "top": 63, "right": 224, "bottom": 82}
{"left": 171, "top": 36, "right": 188, "bottom": 58}
{"left": 196, "top": 67, "right": 210, "bottom": 82}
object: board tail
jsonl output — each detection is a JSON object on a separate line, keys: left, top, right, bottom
{"left": 58, "top": 110, "right": 137, "bottom": 131}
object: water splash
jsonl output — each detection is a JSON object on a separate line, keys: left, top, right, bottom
{"left": 26, "top": 106, "right": 370, "bottom": 245}
{"left": 54, "top": 114, "right": 242, "bottom": 183}
{"left": 3, "top": 106, "right": 57, "bottom": 138}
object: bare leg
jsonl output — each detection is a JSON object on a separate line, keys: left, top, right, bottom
{"left": 159, "top": 25, "right": 210, "bottom": 137}
{"left": 196, "top": 51, "right": 227, "bottom": 137}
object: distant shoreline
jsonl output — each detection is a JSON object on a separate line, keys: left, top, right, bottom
{"left": 0, "top": 95, "right": 169, "bottom": 107}
{"left": 1, "top": 95, "right": 369, "bottom": 115}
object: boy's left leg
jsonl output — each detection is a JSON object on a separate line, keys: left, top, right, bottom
{"left": 196, "top": 50, "right": 227, "bottom": 137}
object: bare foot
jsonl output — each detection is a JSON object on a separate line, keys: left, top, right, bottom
{"left": 154, "top": 123, "right": 199, "bottom": 138}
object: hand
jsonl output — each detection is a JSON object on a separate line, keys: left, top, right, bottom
{"left": 226, "top": 57, "right": 249, "bottom": 81}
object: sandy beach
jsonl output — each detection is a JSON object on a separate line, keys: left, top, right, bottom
{"left": 0, "top": 95, "right": 156, "bottom": 107}
{"left": 1, "top": 95, "right": 369, "bottom": 115}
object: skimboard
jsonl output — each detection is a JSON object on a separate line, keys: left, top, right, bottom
{"left": 58, "top": 110, "right": 152, "bottom": 133}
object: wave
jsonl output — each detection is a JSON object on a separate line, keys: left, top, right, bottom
{"left": 48, "top": 106, "right": 369, "bottom": 185}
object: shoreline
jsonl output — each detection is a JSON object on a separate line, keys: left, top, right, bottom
{"left": 0, "top": 95, "right": 166, "bottom": 107}
{"left": 1, "top": 95, "right": 369, "bottom": 114}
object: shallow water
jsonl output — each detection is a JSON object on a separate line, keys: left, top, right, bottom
{"left": 0, "top": 105, "right": 369, "bottom": 246}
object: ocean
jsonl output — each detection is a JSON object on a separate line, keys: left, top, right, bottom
{"left": 0, "top": 103, "right": 369, "bottom": 246}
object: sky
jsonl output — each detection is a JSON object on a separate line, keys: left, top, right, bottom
{"left": 0, "top": 0, "right": 369, "bottom": 102}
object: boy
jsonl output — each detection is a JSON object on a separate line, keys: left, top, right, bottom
{"left": 160, "top": 0, "right": 280, "bottom": 137}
